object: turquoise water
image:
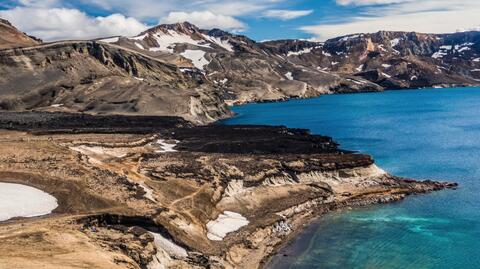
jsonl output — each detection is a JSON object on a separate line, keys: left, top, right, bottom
{"left": 223, "top": 87, "right": 480, "bottom": 269}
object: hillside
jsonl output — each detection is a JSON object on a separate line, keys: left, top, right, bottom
{"left": 0, "top": 19, "right": 40, "bottom": 49}
{"left": 0, "top": 20, "right": 479, "bottom": 123}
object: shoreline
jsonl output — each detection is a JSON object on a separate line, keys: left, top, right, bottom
{"left": 0, "top": 106, "right": 459, "bottom": 269}
{"left": 218, "top": 88, "right": 463, "bottom": 269}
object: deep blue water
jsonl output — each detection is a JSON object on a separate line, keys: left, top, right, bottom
{"left": 223, "top": 87, "right": 480, "bottom": 269}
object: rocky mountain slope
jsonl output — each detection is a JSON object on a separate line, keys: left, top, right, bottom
{"left": 0, "top": 18, "right": 40, "bottom": 49}
{"left": 0, "top": 20, "right": 479, "bottom": 123}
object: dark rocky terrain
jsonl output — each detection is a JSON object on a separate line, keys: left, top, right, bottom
{"left": 0, "top": 112, "right": 456, "bottom": 268}
{"left": 0, "top": 20, "right": 479, "bottom": 123}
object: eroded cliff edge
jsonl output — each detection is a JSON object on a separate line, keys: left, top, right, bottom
{"left": 0, "top": 113, "right": 456, "bottom": 269}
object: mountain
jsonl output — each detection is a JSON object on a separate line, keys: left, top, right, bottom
{"left": 0, "top": 20, "right": 479, "bottom": 123}
{"left": 0, "top": 19, "right": 41, "bottom": 49}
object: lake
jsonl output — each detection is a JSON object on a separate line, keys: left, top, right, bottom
{"left": 223, "top": 87, "right": 480, "bottom": 269}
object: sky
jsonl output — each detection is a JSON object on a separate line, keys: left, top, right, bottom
{"left": 0, "top": 0, "right": 479, "bottom": 42}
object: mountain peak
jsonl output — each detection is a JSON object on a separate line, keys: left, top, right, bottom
{"left": 142, "top": 21, "right": 200, "bottom": 36}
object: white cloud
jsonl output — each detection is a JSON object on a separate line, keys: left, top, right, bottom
{"left": 160, "top": 11, "right": 246, "bottom": 32}
{"left": 263, "top": 9, "right": 313, "bottom": 20}
{"left": 72, "top": 0, "right": 280, "bottom": 19}
{"left": 302, "top": 0, "right": 480, "bottom": 40}
{"left": 336, "top": 0, "right": 414, "bottom": 6}
{"left": 0, "top": 7, "right": 149, "bottom": 41}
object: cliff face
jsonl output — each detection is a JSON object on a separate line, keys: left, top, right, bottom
{"left": 0, "top": 19, "right": 40, "bottom": 49}
{"left": 0, "top": 21, "right": 479, "bottom": 123}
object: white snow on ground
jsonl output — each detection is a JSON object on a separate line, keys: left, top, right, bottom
{"left": 382, "top": 64, "right": 392, "bottom": 68}
{"left": 99, "top": 37, "right": 119, "bottom": 43}
{"left": 0, "top": 183, "right": 58, "bottom": 222}
{"left": 50, "top": 104, "right": 63, "bottom": 108}
{"left": 331, "top": 61, "right": 339, "bottom": 65}
{"left": 322, "top": 51, "right": 332, "bottom": 57}
{"left": 390, "top": 38, "right": 401, "bottom": 47}
{"left": 180, "top": 50, "right": 210, "bottom": 70}
{"left": 138, "top": 30, "right": 211, "bottom": 53}
{"left": 221, "top": 78, "right": 228, "bottom": 84}
{"left": 135, "top": 42, "right": 145, "bottom": 50}
{"left": 150, "top": 232, "right": 188, "bottom": 259}
{"left": 472, "top": 69, "right": 480, "bottom": 72}
{"left": 130, "top": 33, "right": 147, "bottom": 41}
{"left": 206, "top": 211, "right": 249, "bottom": 241}
{"left": 201, "top": 34, "right": 233, "bottom": 52}
{"left": 147, "top": 232, "right": 188, "bottom": 269}
{"left": 285, "top": 72, "right": 294, "bottom": 80}
{"left": 440, "top": 45, "right": 452, "bottom": 50}
{"left": 473, "top": 58, "right": 480, "bottom": 62}
{"left": 156, "top": 139, "right": 178, "bottom": 153}
{"left": 340, "top": 34, "right": 361, "bottom": 42}
{"left": 356, "top": 64, "right": 364, "bottom": 72}
{"left": 287, "top": 47, "right": 313, "bottom": 56}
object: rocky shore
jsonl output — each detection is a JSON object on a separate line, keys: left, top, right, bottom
{"left": 0, "top": 112, "right": 457, "bottom": 269}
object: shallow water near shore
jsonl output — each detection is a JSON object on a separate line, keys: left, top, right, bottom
{"left": 223, "top": 87, "right": 480, "bottom": 269}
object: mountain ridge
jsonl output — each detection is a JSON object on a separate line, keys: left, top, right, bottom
{"left": 0, "top": 19, "right": 479, "bottom": 123}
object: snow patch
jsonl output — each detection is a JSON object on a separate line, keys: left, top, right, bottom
{"left": 206, "top": 211, "right": 249, "bottom": 241}
{"left": 201, "top": 34, "right": 233, "bottom": 52}
{"left": 99, "top": 37, "right": 119, "bottom": 43}
{"left": 180, "top": 50, "right": 210, "bottom": 70}
{"left": 287, "top": 47, "right": 313, "bottom": 56}
{"left": 0, "top": 183, "right": 58, "bottom": 222}
{"left": 137, "top": 30, "right": 211, "bottom": 53}
{"left": 356, "top": 64, "right": 364, "bottom": 72}
{"left": 390, "top": 38, "right": 401, "bottom": 47}
{"left": 285, "top": 72, "right": 294, "bottom": 80}
{"left": 340, "top": 34, "right": 361, "bottom": 42}
{"left": 135, "top": 42, "right": 145, "bottom": 50}
{"left": 382, "top": 64, "right": 392, "bottom": 68}
{"left": 156, "top": 139, "right": 178, "bottom": 153}
{"left": 150, "top": 232, "right": 188, "bottom": 259}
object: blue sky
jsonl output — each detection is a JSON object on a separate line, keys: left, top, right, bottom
{"left": 0, "top": 0, "right": 479, "bottom": 41}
